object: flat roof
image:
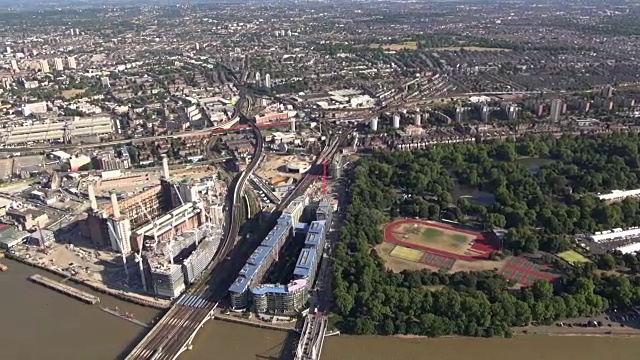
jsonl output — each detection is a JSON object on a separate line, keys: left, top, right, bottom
{"left": 304, "top": 232, "right": 323, "bottom": 248}
{"left": 308, "top": 220, "right": 326, "bottom": 234}
{"left": 261, "top": 223, "right": 290, "bottom": 248}
{"left": 247, "top": 245, "right": 272, "bottom": 266}
{"left": 238, "top": 263, "right": 258, "bottom": 279}
{"left": 294, "top": 266, "right": 312, "bottom": 279}
{"left": 50, "top": 150, "right": 72, "bottom": 159}
{"left": 252, "top": 279, "right": 308, "bottom": 295}
{"left": 228, "top": 275, "right": 251, "bottom": 294}
{"left": 295, "top": 222, "right": 309, "bottom": 230}
{"left": 296, "top": 247, "right": 316, "bottom": 269}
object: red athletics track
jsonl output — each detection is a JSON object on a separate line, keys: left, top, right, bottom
{"left": 383, "top": 218, "right": 498, "bottom": 262}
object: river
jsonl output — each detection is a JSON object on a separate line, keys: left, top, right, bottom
{"left": 3, "top": 246, "right": 640, "bottom": 360}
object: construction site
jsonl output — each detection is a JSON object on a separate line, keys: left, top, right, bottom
{"left": 6, "top": 156, "right": 228, "bottom": 303}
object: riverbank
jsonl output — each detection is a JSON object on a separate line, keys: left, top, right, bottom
{"left": 392, "top": 328, "right": 640, "bottom": 340}
{"left": 214, "top": 311, "right": 297, "bottom": 332}
{"left": 4, "top": 251, "right": 170, "bottom": 310}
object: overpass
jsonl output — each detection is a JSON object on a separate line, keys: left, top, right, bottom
{"left": 125, "top": 100, "right": 265, "bottom": 360}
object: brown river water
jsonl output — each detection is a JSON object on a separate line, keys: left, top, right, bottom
{"left": 3, "top": 258, "right": 640, "bottom": 360}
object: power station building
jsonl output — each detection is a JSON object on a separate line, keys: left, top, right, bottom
{"left": 84, "top": 156, "right": 226, "bottom": 298}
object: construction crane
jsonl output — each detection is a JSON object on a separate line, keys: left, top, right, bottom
{"left": 106, "top": 220, "right": 129, "bottom": 281}
{"left": 173, "top": 183, "right": 199, "bottom": 245}
{"left": 134, "top": 199, "right": 161, "bottom": 292}
{"left": 168, "top": 214, "right": 176, "bottom": 265}
{"left": 137, "top": 200, "right": 158, "bottom": 248}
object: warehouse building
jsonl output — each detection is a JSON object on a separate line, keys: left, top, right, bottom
{"left": 598, "top": 189, "right": 640, "bottom": 202}
{"left": 0, "top": 115, "right": 114, "bottom": 146}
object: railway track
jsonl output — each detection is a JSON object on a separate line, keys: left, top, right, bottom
{"left": 125, "top": 98, "right": 264, "bottom": 360}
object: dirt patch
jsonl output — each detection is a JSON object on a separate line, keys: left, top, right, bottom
{"left": 369, "top": 41, "right": 418, "bottom": 51}
{"left": 431, "top": 46, "right": 512, "bottom": 52}
{"left": 62, "top": 88, "right": 86, "bottom": 99}
{"left": 450, "top": 258, "right": 505, "bottom": 273}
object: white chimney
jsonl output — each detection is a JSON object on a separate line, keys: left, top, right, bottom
{"left": 88, "top": 184, "right": 98, "bottom": 211}
{"left": 110, "top": 193, "right": 121, "bottom": 218}
{"left": 162, "top": 155, "right": 170, "bottom": 179}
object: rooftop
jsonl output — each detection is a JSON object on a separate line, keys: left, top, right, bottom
{"left": 295, "top": 247, "right": 316, "bottom": 269}
{"left": 308, "top": 220, "right": 326, "bottom": 234}
{"left": 304, "top": 232, "right": 323, "bottom": 248}
{"left": 247, "top": 245, "right": 272, "bottom": 266}
{"left": 228, "top": 275, "right": 251, "bottom": 294}
{"left": 261, "top": 222, "right": 290, "bottom": 248}
{"left": 252, "top": 279, "right": 308, "bottom": 295}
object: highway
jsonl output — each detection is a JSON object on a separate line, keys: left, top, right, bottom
{"left": 125, "top": 99, "right": 265, "bottom": 360}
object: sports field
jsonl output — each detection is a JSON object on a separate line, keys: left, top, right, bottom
{"left": 384, "top": 219, "right": 497, "bottom": 261}
{"left": 499, "top": 257, "right": 559, "bottom": 286}
{"left": 390, "top": 245, "right": 424, "bottom": 262}
{"left": 557, "top": 250, "right": 590, "bottom": 265}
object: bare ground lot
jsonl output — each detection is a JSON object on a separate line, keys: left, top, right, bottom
{"left": 61, "top": 88, "right": 86, "bottom": 99}
{"left": 450, "top": 258, "right": 505, "bottom": 273}
{"left": 255, "top": 153, "right": 303, "bottom": 182}
{"left": 368, "top": 41, "right": 419, "bottom": 50}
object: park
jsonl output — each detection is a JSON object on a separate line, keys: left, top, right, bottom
{"left": 379, "top": 218, "right": 560, "bottom": 286}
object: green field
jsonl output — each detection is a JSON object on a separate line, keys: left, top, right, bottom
{"left": 395, "top": 223, "right": 474, "bottom": 253}
{"left": 557, "top": 250, "right": 590, "bottom": 265}
{"left": 422, "top": 227, "right": 445, "bottom": 240}
{"left": 390, "top": 245, "right": 424, "bottom": 262}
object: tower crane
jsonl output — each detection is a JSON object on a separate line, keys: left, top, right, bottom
{"left": 107, "top": 220, "right": 129, "bottom": 281}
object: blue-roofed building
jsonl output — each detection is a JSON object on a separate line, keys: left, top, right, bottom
{"left": 247, "top": 245, "right": 273, "bottom": 267}
{"left": 304, "top": 232, "right": 324, "bottom": 249}
{"left": 229, "top": 275, "right": 252, "bottom": 309}
{"left": 261, "top": 222, "right": 291, "bottom": 250}
{"left": 277, "top": 213, "right": 293, "bottom": 227}
{"left": 316, "top": 198, "right": 333, "bottom": 223}
{"left": 251, "top": 279, "right": 308, "bottom": 315}
{"left": 294, "top": 222, "right": 309, "bottom": 236}
{"left": 293, "top": 248, "right": 318, "bottom": 283}
{"left": 308, "top": 220, "right": 326, "bottom": 237}
{"left": 238, "top": 263, "right": 259, "bottom": 279}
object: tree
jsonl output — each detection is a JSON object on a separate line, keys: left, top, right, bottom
{"left": 597, "top": 253, "right": 616, "bottom": 270}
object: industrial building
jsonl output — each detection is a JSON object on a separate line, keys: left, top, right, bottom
{"left": 85, "top": 185, "right": 167, "bottom": 251}
{"left": 84, "top": 156, "right": 227, "bottom": 301}
{"left": 131, "top": 201, "right": 206, "bottom": 251}
{"left": 597, "top": 189, "right": 640, "bottom": 202}
{"left": 587, "top": 227, "right": 640, "bottom": 243}
{"left": 0, "top": 115, "right": 114, "bottom": 146}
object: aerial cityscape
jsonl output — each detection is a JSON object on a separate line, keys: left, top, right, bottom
{"left": 2, "top": 0, "right": 640, "bottom": 359}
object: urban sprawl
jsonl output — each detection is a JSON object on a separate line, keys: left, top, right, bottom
{"left": 2, "top": 1, "right": 640, "bottom": 359}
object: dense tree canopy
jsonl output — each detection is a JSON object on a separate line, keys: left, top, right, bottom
{"left": 332, "top": 131, "right": 640, "bottom": 337}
